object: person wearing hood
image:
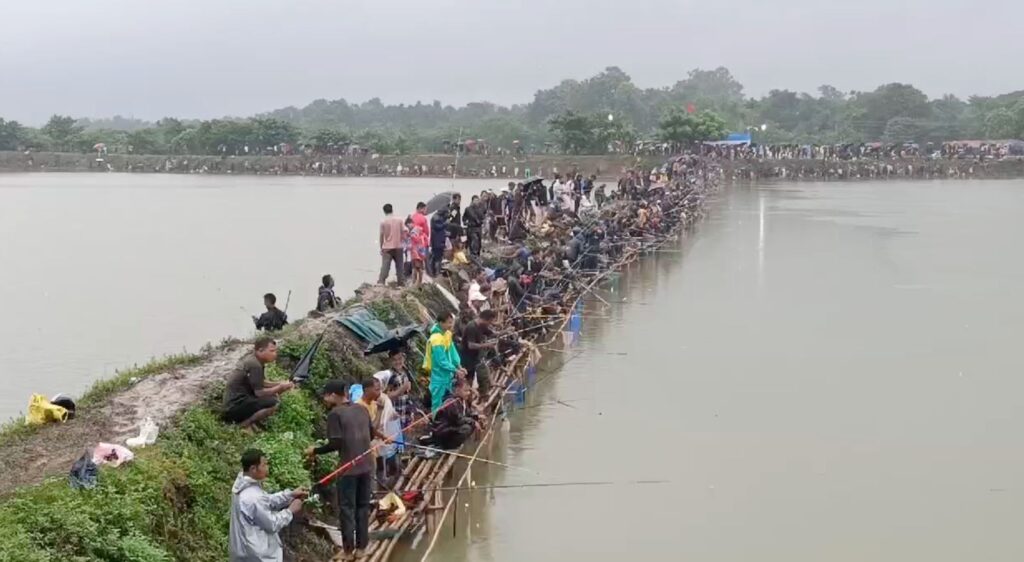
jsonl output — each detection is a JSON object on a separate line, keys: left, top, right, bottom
{"left": 422, "top": 311, "right": 465, "bottom": 413}
{"left": 229, "top": 448, "right": 307, "bottom": 562}
{"left": 316, "top": 274, "right": 338, "bottom": 313}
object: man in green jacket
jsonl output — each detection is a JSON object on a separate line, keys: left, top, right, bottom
{"left": 422, "top": 311, "right": 466, "bottom": 413}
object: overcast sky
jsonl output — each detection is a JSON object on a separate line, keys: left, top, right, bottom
{"left": 2, "top": 0, "right": 1021, "bottom": 125}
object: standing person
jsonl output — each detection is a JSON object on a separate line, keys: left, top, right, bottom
{"left": 429, "top": 210, "right": 449, "bottom": 278}
{"left": 459, "top": 309, "right": 497, "bottom": 396}
{"left": 447, "top": 193, "right": 463, "bottom": 243}
{"left": 229, "top": 449, "right": 307, "bottom": 562}
{"left": 253, "top": 293, "right": 288, "bottom": 331}
{"left": 489, "top": 188, "right": 506, "bottom": 240}
{"left": 422, "top": 311, "right": 465, "bottom": 413}
{"left": 584, "top": 174, "right": 597, "bottom": 201}
{"left": 463, "top": 195, "right": 485, "bottom": 257}
{"left": 305, "top": 380, "right": 387, "bottom": 560}
{"left": 408, "top": 213, "right": 428, "bottom": 285}
{"left": 411, "top": 201, "right": 431, "bottom": 250}
{"left": 317, "top": 274, "right": 339, "bottom": 313}
{"left": 594, "top": 184, "right": 607, "bottom": 209}
{"left": 378, "top": 203, "right": 405, "bottom": 286}
{"left": 354, "top": 377, "right": 400, "bottom": 485}
{"left": 222, "top": 337, "right": 294, "bottom": 429}
{"left": 549, "top": 174, "right": 561, "bottom": 205}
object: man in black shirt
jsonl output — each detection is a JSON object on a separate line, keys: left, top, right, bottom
{"left": 306, "top": 379, "right": 389, "bottom": 559}
{"left": 447, "top": 193, "right": 463, "bottom": 241}
{"left": 253, "top": 293, "right": 288, "bottom": 331}
{"left": 460, "top": 309, "right": 497, "bottom": 396}
{"left": 463, "top": 195, "right": 485, "bottom": 257}
{"left": 423, "top": 378, "right": 480, "bottom": 450}
{"left": 222, "top": 337, "right": 294, "bottom": 428}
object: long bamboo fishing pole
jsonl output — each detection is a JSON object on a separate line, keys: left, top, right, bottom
{"left": 315, "top": 396, "right": 459, "bottom": 488}
{"left": 413, "top": 479, "right": 670, "bottom": 494}
{"left": 419, "top": 397, "right": 503, "bottom": 562}
{"left": 401, "top": 442, "right": 539, "bottom": 475}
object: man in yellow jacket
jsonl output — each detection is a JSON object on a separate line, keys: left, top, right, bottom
{"left": 422, "top": 311, "right": 465, "bottom": 413}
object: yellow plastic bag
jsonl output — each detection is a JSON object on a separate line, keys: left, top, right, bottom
{"left": 378, "top": 491, "right": 407, "bottom": 517}
{"left": 25, "top": 394, "right": 69, "bottom": 426}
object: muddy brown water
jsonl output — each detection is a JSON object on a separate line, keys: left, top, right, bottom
{"left": 3, "top": 174, "right": 1024, "bottom": 560}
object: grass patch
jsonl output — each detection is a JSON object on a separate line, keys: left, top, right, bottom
{"left": 0, "top": 293, "right": 444, "bottom": 561}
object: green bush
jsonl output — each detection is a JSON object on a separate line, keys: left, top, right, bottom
{"left": 0, "top": 294, "right": 436, "bottom": 561}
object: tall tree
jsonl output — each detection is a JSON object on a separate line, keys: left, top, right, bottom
{"left": 547, "top": 111, "right": 596, "bottom": 154}
{"left": 42, "top": 115, "right": 83, "bottom": 151}
{"left": 0, "top": 118, "right": 25, "bottom": 150}
{"left": 657, "top": 109, "right": 728, "bottom": 147}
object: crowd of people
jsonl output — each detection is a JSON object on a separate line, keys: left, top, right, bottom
{"left": 224, "top": 162, "right": 716, "bottom": 561}
{"left": 703, "top": 140, "right": 1024, "bottom": 162}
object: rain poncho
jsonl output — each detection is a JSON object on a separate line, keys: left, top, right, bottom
{"left": 229, "top": 473, "right": 296, "bottom": 562}
{"left": 422, "top": 323, "right": 460, "bottom": 412}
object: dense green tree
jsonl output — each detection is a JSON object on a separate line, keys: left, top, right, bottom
{"left": 305, "top": 128, "right": 351, "bottom": 151}
{"left": 548, "top": 110, "right": 598, "bottom": 153}
{"left": 657, "top": 109, "right": 728, "bottom": 146}
{"left": 0, "top": 118, "right": 25, "bottom": 150}
{"left": 883, "top": 117, "right": 926, "bottom": 143}
{"left": 8, "top": 67, "right": 1024, "bottom": 157}
{"left": 42, "top": 114, "right": 83, "bottom": 151}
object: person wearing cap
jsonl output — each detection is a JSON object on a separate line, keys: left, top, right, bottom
{"left": 305, "top": 380, "right": 384, "bottom": 560}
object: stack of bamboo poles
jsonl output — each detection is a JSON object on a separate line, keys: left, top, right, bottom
{"left": 358, "top": 349, "right": 531, "bottom": 562}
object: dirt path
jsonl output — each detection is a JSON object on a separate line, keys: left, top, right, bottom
{"left": 0, "top": 344, "right": 249, "bottom": 497}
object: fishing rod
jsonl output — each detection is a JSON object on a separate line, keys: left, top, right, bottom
{"left": 451, "top": 127, "right": 463, "bottom": 189}
{"left": 401, "top": 442, "right": 540, "bottom": 475}
{"left": 314, "top": 395, "right": 461, "bottom": 488}
{"left": 411, "top": 479, "right": 670, "bottom": 494}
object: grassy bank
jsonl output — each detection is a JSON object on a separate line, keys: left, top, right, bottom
{"left": 0, "top": 287, "right": 449, "bottom": 562}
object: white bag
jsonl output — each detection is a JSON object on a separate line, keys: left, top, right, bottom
{"left": 126, "top": 417, "right": 159, "bottom": 447}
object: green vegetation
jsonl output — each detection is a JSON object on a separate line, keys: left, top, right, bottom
{"left": 0, "top": 336, "right": 337, "bottom": 562}
{"left": 5, "top": 66, "right": 1024, "bottom": 156}
{"left": 0, "top": 285, "right": 459, "bottom": 561}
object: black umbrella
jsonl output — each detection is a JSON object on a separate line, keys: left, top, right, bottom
{"left": 425, "top": 192, "right": 457, "bottom": 214}
{"left": 523, "top": 176, "right": 544, "bottom": 185}
{"left": 291, "top": 331, "right": 326, "bottom": 384}
{"left": 363, "top": 324, "right": 426, "bottom": 356}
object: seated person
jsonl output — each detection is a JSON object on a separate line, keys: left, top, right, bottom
{"left": 222, "top": 336, "right": 294, "bottom": 428}
{"left": 419, "top": 379, "right": 481, "bottom": 450}
{"left": 253, "top": 293, "right": 288, "bottom": 331}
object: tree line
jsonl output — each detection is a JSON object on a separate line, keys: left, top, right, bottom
{"left": 3, "top": 66, "right": 1024, "bottom": 155}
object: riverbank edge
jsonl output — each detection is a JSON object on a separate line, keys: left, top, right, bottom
{"left": 4, "top": 150, "right": 1024, "bottom": 181}
{"left": 0, "top": 175, "right": 710, "bottom": 561}
{"left": 0, "top": 284, "right": 457, "bottom": 561}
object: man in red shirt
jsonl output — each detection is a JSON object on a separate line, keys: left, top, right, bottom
{"left": 411, "top": 201, "right": 431, "bottom": 248}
